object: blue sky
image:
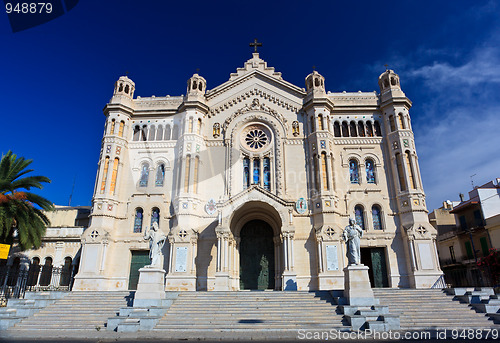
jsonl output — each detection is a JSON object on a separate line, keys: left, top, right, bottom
{"left": 1, "top": 0, "right": 499, "bottom": 211}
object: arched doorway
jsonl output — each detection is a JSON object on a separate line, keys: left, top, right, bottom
{"left": 239, "top": 220, "right": 275, "bottom": 290}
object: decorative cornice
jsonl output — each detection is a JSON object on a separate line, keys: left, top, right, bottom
{"left": 334, "top": 138, "right": 383, "bottom": 145}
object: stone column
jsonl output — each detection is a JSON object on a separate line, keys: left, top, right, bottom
{"left": 281, "top": 230, "right": 297, "bottom": 290}
{"left": 214, "top": 226, "right": 231, "bottom": 291}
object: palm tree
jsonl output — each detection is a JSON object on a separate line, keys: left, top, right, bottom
{"left": 0, "top": 151, "right": 53, "bottom": 251}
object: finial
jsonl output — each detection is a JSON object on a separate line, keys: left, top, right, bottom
{"left": 249, "top": 38, "right": 262, "bottom": 53}
{"left": 312, "top": 65, "right": 316, "bottom": 71}
{"left": 384, "top": 64, "right": 389, "bottom": 71}
{"left": 125, "top": 70, "right": 129, "bottom": 76}
{"left": 196, "top": 68, "right": 200, "bottom": 74}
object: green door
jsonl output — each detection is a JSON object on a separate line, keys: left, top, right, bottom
{"left": 128, "top": 250, "right": 150, "bottom": 290}
{"left": 370, "top": 247, "right": 389, "bottom": 288}
{"left": 239, "top": 220, "right": 275, "bottom": 290}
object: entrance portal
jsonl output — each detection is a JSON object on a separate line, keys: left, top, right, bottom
{"left": 239, "top": 220, "right": 275, "bottom": 290}
{"left": 360, "top": 247, "right": 389, "bottom": 288}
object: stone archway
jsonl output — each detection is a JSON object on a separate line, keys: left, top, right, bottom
{"left": 239, "top": 219, "right": 275, "bottom": 290}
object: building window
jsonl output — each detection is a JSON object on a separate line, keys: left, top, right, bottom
{"left": 118, "top": 121, "right": 125, "bottom": 137}
{"left": 398, "top": 113, "right": 406, "bottom": 129}
{"left": 156, "top": 125, "right": 163, "bottom": 141}
{"left": 139, "top": 163, "right": 149, "bottom": 187}
{"left": 155, "top": 163, "right": 165, "bottom": 187}
{"left": 110, "top": 158, "right": 119, "bottom": 195}
{"left": 366, "top": 159, "right": 375, "bottom": 183}
{"left": 389, "top": 115, "right": 396, "bottom": 132}
{"left": 151, "top": 207, "right": 160, "bottom": 228}
{"left": 355, "top": 205, "right": 365, "bottom": 230}
{"left": 405, "top": 151, "right": 417, "bottom": 189}
{"left": 188, "top": 118, "right": 194, "bottom": 133}
{"left": 366, "top": 122, "right": 374, "bottom": 137}
{"left": 318, "top": 114, "right": 324, "bottom": 131}
{"left": 374, "top": 121, "right": 382, "bottom": 136}
{"left": 133, "top": 126, "right": 140, "bottom": 141}
{"left": 464, "top": 241, "right": 473, "bottom": 260}
{"left": 395, "top": 153, "right": 406, "bottom": 191}
{"left": 134, "top": 208, "right": 143, "bottom": 233}
{"left": 141, "top": 125, "right": 147, "bottom": 141}
{"left": 109, "top": 119, "right": 116, "bottom": 135}
{"left": 372, "top": 205, "right": 382, "bottom": 230}
{"left": 184, "top": 156, "right": 191, "bottom": 192}
{"left": 358, "top": 121, "right": 365, "bottom": 137}
{"left": 197, "top": 118, "right": 202, "bottom": 135}
{"left": 100, "top": 156, "right": 110, "bottom": 194}
{"left": 243, "top": 157, "right": 250, "bottom": 189}
{"left": 245, "top": 129, "right": 268, "bottom": 150}
{"left": 449, "top": 246, "right": 456, "bottom": 263}
{"left": 321, "top": 152, "right": 328, "bottom": 190}
{"left": 349, "top": 121, "right": 357, "bottom": 137}
{"left": 349, "top": 159, "right": 359, "bottom": 184}
{"left": 253, "top": 158, "right": 260, "bottom": 184}
{"left": 165, "top": 125, "right": 172, "bottom": 140}
{"left": 334, "top": 122, "right": 341, "bottom": 137}
{"left": 263, "top": 157, "right": 271, "bottom": 191}
{"left": 172, "top": 125, "right": 179, "bottom": 140}
{"left": 342, "top": 122, "right": 349, "bottom": 137}
{"left": 148, "top": 125, "right": 156, "bottom": 141}
{"left": 193, "top": 156, "right": 199, "bottom": 194}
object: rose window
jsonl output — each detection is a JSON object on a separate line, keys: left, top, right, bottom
{"left": 245, "top": 129, "right": 268, "bottom": 149}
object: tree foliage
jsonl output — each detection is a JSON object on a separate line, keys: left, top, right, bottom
{"left": 477, "top": 248, "right": 500, "bottom": 286}
{"left": 0, "top": 151, "right": 53, "bottom": 250}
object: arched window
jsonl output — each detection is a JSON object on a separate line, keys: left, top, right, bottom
{"left": 109, "top": 119, "right": 116, "bottom": 135}
{"left": 188, "top": 118, "right": 194, "bottom": 133}
{"left": 405, "top": 151, "right": 417, "bottom": 189}
{"left": 148, "top": 125, "right": 156, "bottom": 141}
{"left": 165, "top": 125, "right": 171, "bottom": 140}
{"left": 139, "top": 163, "right": 149, "bottom": 187}
{"left": 395, "top": 153, "right": 406, "bottom": 191}
{"left": 313, "top": 154, "right": 319, "bottom": 191}
{"left": 243, "top": 157, "right": 250, "bottom": 189}
{"left": 366, "top": 122, "right": 374, "bottom": 137}
{"left": 334, "top": 122, "right": 341, "bottom": 137}
{"left": 133, "top": 208, "right": 143, "bottom": 233}
{"left": 398, "top": 113, "right": 406, "bottom": 129}
{"left": 358, "top": 121, "right": 365, "bottom": 137}
{"left": 155, "top": 163, "right": 165, "bottom": 187}
{"left": 151, "top": 207, "right": 160, "bottom": 228}
{"left": 263, "top": 157, "right": 271, "bottom": 191}
{"left": 60, "top": 257, "right": 72, "bottom": 286}
{"left": 374, "top": 121, "right": 382, "bottom": 136}
{"left": 193, "top": 156, "right": 199, "bottom": 194}
{"left": 349, "top": 121, "right": 357, "bottom": 137}
{"left": 39, "top": 257, "right": 53, "bottom": 286}
{"left": 184, "top": 156, "right": 191, "bottom": 192}
{"left": 133, "top": 125, "right": 140, "bottom": 141}
{"left": 172, "top": 125, "right": 179, "bottom": 140}
{"left": 141, "top": 125, "right": 147, "bottom": 141}
{"left": 253, "top": 158, "right": 260, "bottom": 185}
{"left": 100, "top": 156, "right": 110, "bottom": 194}
{"left": 349, "top": 159, "right": 359, "bottom": 184}
{"left": 7, "top": 257, "right": 21, "bottom": 286}
{"left": 213, "top": 123, "right": 221, "bottom": 138}
{"left": 197, "top": 118, "right": 202, "bottom": 135}
{"left": 125, "top": 85, "right": 130, "bottom": 94}
{"left": 310, "top": 116, "right": 315, "bottom": 133}
{"left": 389, "top": 115, "right": 396, "bottom": 132}
{"left": 118, "top": 121, "right": 125, "bottom": 137}
{"left": 366, "top": 159, "right": 375, "bottom": 183}
{"left": 318, "top": 114, "right": 324, "bottom": 131}
{"left": 27, "top": 257, "right": 40, "bottom": 287}
{"left": 372, "top": 205, "right": 383, "bottom": 230}
{"left": 156, "top": 125, "right": 163, "bottom": 141}
{"left": 110, "top": 158, "right": 119, "bottom": 195}
{"left": 355, "top": 205, "right": 365, "bottom": 230}
{"left": 321, "top": 152, "right": 328, "bottom": 190}
{"left": 342, "top": 122, "right": 349, "bottom": 137}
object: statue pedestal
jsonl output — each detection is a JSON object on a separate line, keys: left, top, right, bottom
{"left": 134, "top": 267, "right": 166, "bottom": 307}
{"left": 214, "top": 272, "right": 230, "bottom": 291}
{"left": 343, "top": 264, "right": 377, "bottom": 306}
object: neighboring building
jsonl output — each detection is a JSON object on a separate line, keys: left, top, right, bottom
{"left": 3, "top": 206, "right": 90, "bottom": 288}
{"left": 430, "top": 179, "right": 499, "bottom": 286}
{"left": 74, "top": 51, "right": 442, "bottom": 292}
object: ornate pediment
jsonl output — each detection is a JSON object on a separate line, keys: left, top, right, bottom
{"left": 222, "top": 98, "right": 289, "bottom": 130}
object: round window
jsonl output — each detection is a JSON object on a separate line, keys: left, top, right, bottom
{"left": 240, "top": 124, "right": 272, "bottom": 152}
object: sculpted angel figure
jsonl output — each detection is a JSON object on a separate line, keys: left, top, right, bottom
{"left": 143, "top": 222, "right": 166, "bottom": 268}
{"left": 342, "top": 217, "right": 363, "bottom": 265}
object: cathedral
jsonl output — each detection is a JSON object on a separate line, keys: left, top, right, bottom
{"left": 73, "top": 50, "right": 442, "bottom": 292}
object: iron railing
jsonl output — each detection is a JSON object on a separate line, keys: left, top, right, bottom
{"left": 0, "top": 264, "right": 73, "bottom": 301}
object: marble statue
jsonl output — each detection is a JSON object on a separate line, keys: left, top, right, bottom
{"left": 143, "top": 222, "right": 166, "bottom": 268}
{"left": 342, "top": 217, "right": 363, "bottom": 265}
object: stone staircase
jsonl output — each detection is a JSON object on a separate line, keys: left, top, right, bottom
{"left": 153, "top": 291, "right": 347, "bottom": 331}
{"left": 373, "top": 289, "right": 498, "bottom": 330}
{"left": 7, "top": 291, "right": 133, "bottom": 332}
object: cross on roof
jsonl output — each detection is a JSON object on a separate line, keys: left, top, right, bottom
{"left": 384, "top": 64, "right": 389, "bottom": 71}
{"left": 249, "top": 38, "right": 262, "bottom": 53}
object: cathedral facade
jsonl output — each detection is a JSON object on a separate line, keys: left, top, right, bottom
{"left": 73, "top": 53, "right": 442, "bottom": 292}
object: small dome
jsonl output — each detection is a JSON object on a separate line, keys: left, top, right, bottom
{"left": 305, "top": 70, "right": 325, "bottom": 93}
